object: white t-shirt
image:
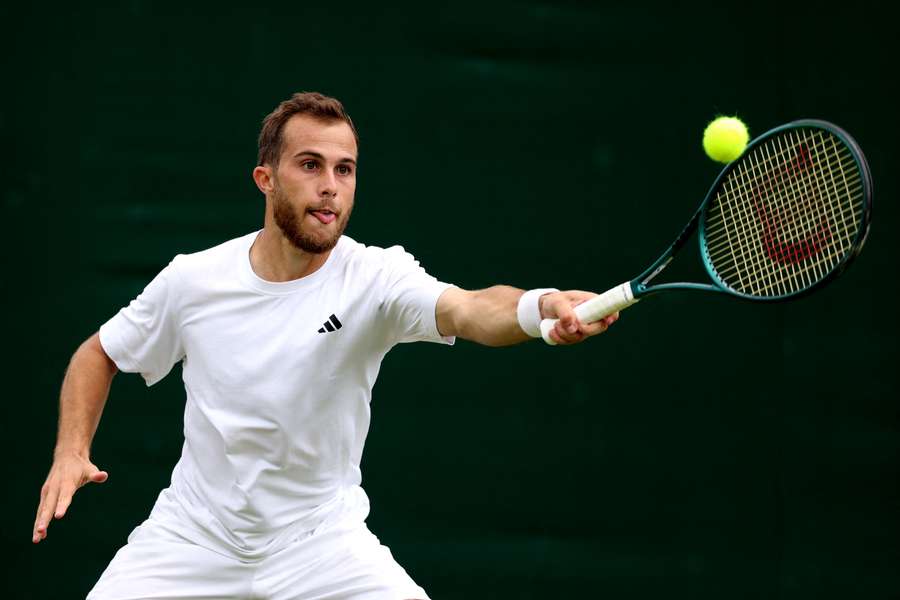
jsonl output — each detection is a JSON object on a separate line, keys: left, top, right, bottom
{"left": 99, "top": 231, "right": 454, "bottom": 560}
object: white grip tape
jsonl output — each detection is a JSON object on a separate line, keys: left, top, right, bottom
{"left": 540, "top": 281, "right": 638, "bottom": 345}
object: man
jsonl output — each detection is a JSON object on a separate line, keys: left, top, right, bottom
{"left": 33, "top": 92, "right": 618, "bottom": 599}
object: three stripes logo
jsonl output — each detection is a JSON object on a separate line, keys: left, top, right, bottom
{"left": 317, "top": 314, "right": 343, "bottom": 334}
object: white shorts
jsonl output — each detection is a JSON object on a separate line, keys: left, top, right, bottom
{"left": 86, "top": 514, "right": 429, "bottom": 600}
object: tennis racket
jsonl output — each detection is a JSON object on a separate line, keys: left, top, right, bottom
{"left": 541, "top": 119, "right": 873, "bottom": 345}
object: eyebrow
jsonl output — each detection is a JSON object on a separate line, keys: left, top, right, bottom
{"left": 293, "top": 150, "right": 357, "bottom": 166}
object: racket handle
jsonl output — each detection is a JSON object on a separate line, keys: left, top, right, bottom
{"left": 540, "top": 281, "right": 638, "bottom": 345}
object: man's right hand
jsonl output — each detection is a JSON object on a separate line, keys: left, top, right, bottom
{"left": 33, "top": 451, "right": 108, "bottom": 543}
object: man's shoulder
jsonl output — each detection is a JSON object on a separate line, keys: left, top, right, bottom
{"left": 170, "top": 231, "right": 256, "bottom": 278}
{"left": 338, "top": 235, "right": 416, "bottom": 269}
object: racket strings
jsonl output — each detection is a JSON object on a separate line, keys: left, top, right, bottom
{"left": 709, "top": 134, "right": 857, "bottom": 246}
{"left": 709, "top": 137, "right": 859, "bottom": 294}
{"left": 707, "top": 142, "right": 861, "bottom": 290}
{"left": 745, "top": 135, "right": 858, "bottom": 291}
{"left": 703, "top": 128, "right": 864, "bottom": 297}
{"left": 710, "top": 132, "right": 861, "bottom": 294}
{"left": 748, "top": 134, "right": 861, "bottom": 289}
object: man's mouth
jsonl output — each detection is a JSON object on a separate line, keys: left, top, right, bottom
{"left": 308, "top": 209, "right": 337, "bottom": 224}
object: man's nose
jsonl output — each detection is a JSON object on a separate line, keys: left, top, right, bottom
{"left": 318, "top": 170, "right": 337, "bottom": 197}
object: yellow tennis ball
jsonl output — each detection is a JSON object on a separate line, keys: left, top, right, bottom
{"left": 703, "top": 116, "right": 749, "bottom": 163}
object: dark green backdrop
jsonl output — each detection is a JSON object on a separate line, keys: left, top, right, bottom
{"left": 3, "top": 2, "right": 897, "bottom": 598}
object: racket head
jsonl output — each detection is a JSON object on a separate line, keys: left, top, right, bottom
{"left": 698, "top": 120, "right": 872, "bottom": 301}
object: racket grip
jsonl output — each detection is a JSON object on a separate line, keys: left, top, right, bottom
{"left": 540, "top": 281, "right": 637, "bottom": 345}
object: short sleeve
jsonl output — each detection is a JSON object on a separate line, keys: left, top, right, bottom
{"left": 99, "top": 257, "right": 185, "bottom": 386}
{"left": 379, "top": 246, "right": 455, "bottom": 346}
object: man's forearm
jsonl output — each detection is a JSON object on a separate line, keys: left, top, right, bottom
{"left": 438, "top": 285, "right": 531, "bottom": 347}
{"left": 55, "top": 333, "right": 117, "bottom": 457}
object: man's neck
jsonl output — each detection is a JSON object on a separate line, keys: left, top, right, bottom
{"left": 249, "top": 225, "right": 332, "bottom": 283}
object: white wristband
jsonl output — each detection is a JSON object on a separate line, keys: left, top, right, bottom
{"left": 517, "top": 288, "right": 559, "bottom": 338}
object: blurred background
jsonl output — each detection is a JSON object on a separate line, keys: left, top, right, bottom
{"left": 3, "top": 1, "right": 897, "bottom": 598}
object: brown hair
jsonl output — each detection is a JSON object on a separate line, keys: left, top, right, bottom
{"left": 257, "top": 92, "right": 359, "bottom": 167}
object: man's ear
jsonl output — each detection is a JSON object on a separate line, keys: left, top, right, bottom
{"left": 252, "top": 165, "right": 274, "bottom": 194}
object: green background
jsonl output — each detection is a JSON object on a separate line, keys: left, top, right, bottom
{"left": 3, "top": 2, "right": 897, "bottom": 598}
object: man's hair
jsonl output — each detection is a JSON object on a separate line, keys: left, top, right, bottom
{"left": 257, "top": 92, "right": 359, "bottom": 167}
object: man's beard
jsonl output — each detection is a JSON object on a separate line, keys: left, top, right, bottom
{"left": 272, "top": 185, "right": 351, "bottom": 254}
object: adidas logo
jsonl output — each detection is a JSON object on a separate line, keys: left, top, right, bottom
{"left": 317, "top": 314, "right": 343, "bottom": 334}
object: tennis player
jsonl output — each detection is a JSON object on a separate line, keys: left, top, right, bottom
{"left": 32, "top": 92, "right": 618, "bottom": 600}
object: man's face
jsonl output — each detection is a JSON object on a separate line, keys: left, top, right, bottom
{"left": 269, "top": 114, "right": 357, "bottom": 254}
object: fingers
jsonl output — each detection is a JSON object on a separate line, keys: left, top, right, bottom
{"left": 549, "top": 309, "right": 620, "bottom": 346}
{"left": 553, "top": 322, "right": 584, "bottom": 344}
{"left": 578, "top": 310, "right": 620, "bottom": 338}
{"left": 553, "top": 301, "right": 580, "bottom": 336}
{"left": 34, "top": 483, "right": 59, "bottom": 543}
{"left": 548, "top": 326, "right": 575, "bottom": 345}
{"left": 552, "top": 310, "right": 584, "bottom": 345}
{"left": 33, "top": 487, "right": 47, "bottom": 543}
{"left": 90, "top": 470, "right": 109, "bottom": 484}
{"left": 552, "top": 308, "right": 589, "bottom": 344}
{"left": 593, "top": 311, "right": 619, "bottom": 331}
{"left": 54, "top": 484, "right": 78, "bottom": 519}
{"left": 32, "top": 460, "right": 108, "bottom": 543}
{"left": 578, "top": 319, "right": 610, "bottom": 338}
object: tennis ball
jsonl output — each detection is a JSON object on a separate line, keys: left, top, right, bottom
{"left": 703, "top": 116, "right": 749, "bottom": 163}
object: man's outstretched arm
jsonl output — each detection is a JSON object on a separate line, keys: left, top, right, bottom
{"left": 33, "top": 332, "right": 117, "bottom": 543}
{"left": 435, "top": 286, "right": 618, "bottom": 347}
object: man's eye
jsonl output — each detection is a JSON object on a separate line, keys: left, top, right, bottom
{"left": 302, "top": 161, "right": 318, "bottom": 170}
{"left": 337, "top": 165, "right": 352, "bottom": 175}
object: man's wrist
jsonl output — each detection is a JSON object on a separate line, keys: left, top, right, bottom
{"left": 54, "top": 445, "right": 90, "bottom": 460}
{"left": 517, "top": 288, "right": 559, "bottom": 337}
